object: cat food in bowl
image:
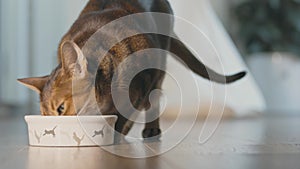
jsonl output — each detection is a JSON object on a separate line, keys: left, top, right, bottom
{"left": 24, "top": 115, "right": 117, "bottom": 147}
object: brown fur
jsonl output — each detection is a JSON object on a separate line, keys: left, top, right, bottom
{"left": 18, "top": 0, "right": 246, "bottom": 142}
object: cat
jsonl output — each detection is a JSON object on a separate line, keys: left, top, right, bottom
{"left": 18, "top": 0, "right": 246, "bottom": 143}
{"left": 42, "top": 126, "right": 57, "bottom": 137}
{"left": 92, "top": 125, "right": 105, "bottom": 138}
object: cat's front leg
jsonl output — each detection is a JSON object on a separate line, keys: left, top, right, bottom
{"left": 113, "top": 113, "right": 129, "bottom": 144}
{"left": 110, "top": 90, "right": 135, "bottom": 144}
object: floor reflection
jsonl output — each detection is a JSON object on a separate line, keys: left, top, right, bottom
{"left": 26, "top": 144, "right": 165, "bottom": 169}
{"left": 27, "top": 147, "right": 103, "bottom": 169}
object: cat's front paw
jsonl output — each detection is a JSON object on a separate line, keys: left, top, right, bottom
{"left": 113, "top": 132, "right": 128, "bottom": 145}
{"left": 142, "top": 128, "right": 161, "bottom": 141}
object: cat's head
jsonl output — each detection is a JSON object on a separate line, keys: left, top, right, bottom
{"left": 18, "top": 41, "right": 96, "bottom": 116}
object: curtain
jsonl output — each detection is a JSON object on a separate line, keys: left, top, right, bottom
{"left": 0, "top": 0, "right": 85, "bottom": 112}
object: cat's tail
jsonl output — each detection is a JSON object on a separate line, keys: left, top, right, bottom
{"left": 52, "top": 125, "right": 57, "bottom": 130}
{"left": 168, "top": 34, "right": 246, "bottom": 84}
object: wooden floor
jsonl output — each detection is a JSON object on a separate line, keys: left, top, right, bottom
{"left": 1, "top": 113, "right": 300, "bottom": 169}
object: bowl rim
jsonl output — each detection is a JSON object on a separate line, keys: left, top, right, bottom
{"left": 24, "top": 115, "right": 118, "bottom": 123}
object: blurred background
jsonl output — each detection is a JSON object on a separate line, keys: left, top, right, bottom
{"left": 0, "top": 0, "right": 299, "bottom": 117}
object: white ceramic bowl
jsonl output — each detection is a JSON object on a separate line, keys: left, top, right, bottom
{"left": 25, "top": 115, "right": 117, "bottom": 147}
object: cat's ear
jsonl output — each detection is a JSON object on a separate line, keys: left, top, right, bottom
{"left": 60, "top": 41, "right": 87, "bottom": 78}
{"left": 17, "top": 75, "right": 49, "bottom": 93}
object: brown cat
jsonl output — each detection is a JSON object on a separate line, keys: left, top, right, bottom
{"left": 18, "top": 0, "right": 246, "bottom": 142}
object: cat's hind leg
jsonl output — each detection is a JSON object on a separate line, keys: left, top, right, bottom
{"left": 142, "top": 91, "right": 162, "bottom": 140}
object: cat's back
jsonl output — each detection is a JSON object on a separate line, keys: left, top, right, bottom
{"left": 59, "top": 0, "right": 173, "bottom": 57}
{"left": 80, "top": 0, "right": 173, "bottom": 14}
{"left": 77, "top": 0, "right": 174, "bottom": 33}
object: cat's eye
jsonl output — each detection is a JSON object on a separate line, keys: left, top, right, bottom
{"left": 57, "top": 103, "right": 65, "bottom": 115}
